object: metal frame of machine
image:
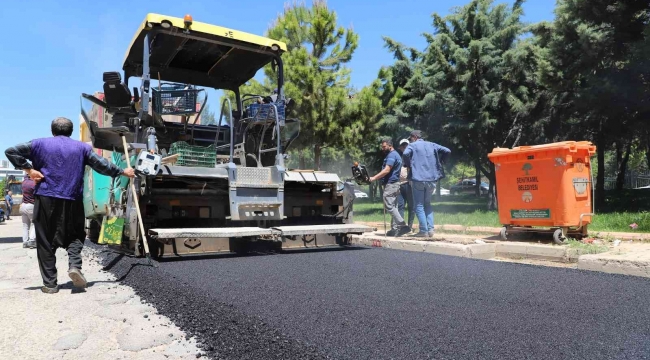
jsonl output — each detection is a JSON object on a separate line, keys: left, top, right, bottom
{"left": 80, "top": 13, "right": 373, "bottom": 258}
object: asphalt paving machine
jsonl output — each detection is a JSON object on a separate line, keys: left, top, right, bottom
{"left": 80, "top": 13, "right": 373, "bottom": 258}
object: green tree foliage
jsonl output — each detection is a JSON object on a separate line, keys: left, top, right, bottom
{"left": 390, "top": 0, "right": 545, "bottom": 209}
{"left": 358, "top": 39, "right": 420, "bottom": 177}
{"left": 540, "top": 0, "right": 650, "bottom": 204}
{"left": 263, "top": 0, "right": 360, "bottom": 170}
{"left": 200, "top": 103, "right": 217, "bottom": 125}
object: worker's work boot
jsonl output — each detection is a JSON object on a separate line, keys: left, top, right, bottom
{"left": 22, "top": 243, "right": 29, "bottom": 249}
{"left": 386, "top": 229, "right": 397, "bottom": 236}
{"left": 68, "top": 268, "right": 87, "bottom": 288}
{"left": 397, "top": 226, "right": 411, "bottom": 237}
{"left": 427, "top": 231, "right": 434, "bottom": 239}
{"left": 413, "top": 232, "right": 430, "bottom": 238}
{"left": 41, "top": 285, "right": 59, "bottom": 294}
{"left": 28, "top": 240, "right": 36, "bottom": 249}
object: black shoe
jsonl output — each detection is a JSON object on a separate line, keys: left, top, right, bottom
{"left": 386, "top": 229, "right": 397, "bottom": 236}
{"left": 28, "top": 241, "right": 36, "bottom": 249}
{"left": 41, "top": 285, "right": 59, "bottom": 294}
{"left": 397, "top": 226, "right": 412, "bottom": 237}
{"left": 68, "top": 268, "right": 87, "bottom": 288}
{"left": 22, "top": 243, "right": 29, "bottom": 249}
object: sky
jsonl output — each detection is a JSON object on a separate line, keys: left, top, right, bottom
{"left": 0, "top": 0, "right": 556, "bottom": 161}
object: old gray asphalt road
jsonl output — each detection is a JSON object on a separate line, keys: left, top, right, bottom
{"left": 96, "top": 244, "right": 650, "bottom": 360}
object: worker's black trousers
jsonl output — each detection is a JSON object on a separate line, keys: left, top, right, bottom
{"left": 33, "top": 195, "right": 86, "bottom": 287}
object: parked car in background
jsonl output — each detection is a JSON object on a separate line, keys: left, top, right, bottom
{"left": 354, "top": 189, "right": 369, "bottom": 198}
{"left": 450, "top": 179, "right": 489, "bottom": 195}
{"left": 439, "top": 187, "right": 450, "bottom": 196}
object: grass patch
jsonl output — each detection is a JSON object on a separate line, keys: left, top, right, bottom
{"left": 353, "top": 192, "right": 650, "bottom": 233}
{"left": 565, "top": 239, "right": 609, "bottom": 255}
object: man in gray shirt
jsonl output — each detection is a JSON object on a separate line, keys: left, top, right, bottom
{"left": 369, "top": 138, "right": 410, "bottom": 237}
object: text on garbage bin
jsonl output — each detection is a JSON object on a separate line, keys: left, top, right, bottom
{"left": 517, "top": 176, "right": 539, "bottom": 191}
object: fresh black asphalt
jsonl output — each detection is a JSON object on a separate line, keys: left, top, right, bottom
{"left": 94, "top": 244, "right": 650, "bottom": 360}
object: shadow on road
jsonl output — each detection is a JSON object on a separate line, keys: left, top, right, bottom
{"left": 23, "top": 279, "right": 118, "bottom": 294}
{"left": 0, "top": 237, "right": 22, "bottom": 244}
{"left": 157, "top": 245, "right": 369, "bottom": 263}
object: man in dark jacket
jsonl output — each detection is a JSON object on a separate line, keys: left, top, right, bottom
{"left": 5, "top": 117, "right": 135, "bottom": 294}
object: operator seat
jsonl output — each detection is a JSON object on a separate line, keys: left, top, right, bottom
{"left": 103, "top": 72, "right": 132, "bottom": 108}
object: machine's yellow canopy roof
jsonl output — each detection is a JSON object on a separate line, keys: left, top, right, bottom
{"left": 122, "top": 13, "right": 287, "bottom": 90}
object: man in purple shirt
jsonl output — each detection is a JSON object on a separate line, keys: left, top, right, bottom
{"left": 5, "top": 117, "right": 135, "bottom": 294}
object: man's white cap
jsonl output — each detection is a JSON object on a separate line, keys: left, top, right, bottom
{"left": 399, "top": 139, "right": 409, "bottom": 146}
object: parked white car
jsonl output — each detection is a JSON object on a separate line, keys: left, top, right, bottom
{"left": 439, "top": 187, "right": 450, "bottom": 196}
{"left": 354, "top": 189, "right": 369, "bottom": 198}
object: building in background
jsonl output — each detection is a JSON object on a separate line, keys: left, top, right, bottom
{"left": 0, "top": 168, "right": 24, "bottom": 182}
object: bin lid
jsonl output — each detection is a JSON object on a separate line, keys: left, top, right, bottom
{"left": 488, "top": 141, "right": 596, "bottom": 160}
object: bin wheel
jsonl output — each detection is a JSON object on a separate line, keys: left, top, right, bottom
{"left": 553, "top": 229, "right": 567, "bottom": 245}
{"left": 499, "top": 227, "right": 508, "bottom": 241}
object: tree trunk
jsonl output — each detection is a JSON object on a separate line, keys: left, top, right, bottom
{"left": 596, "top": 133, "right": 606, "bottom": 209}
{"left": 616, "top": 141, "right": 632, "bottom": 190}
{"left": 314, "top": 144, "right": 322, "bottom": 171}
{"left": 645, "top": 131, "right": 650, "bottom": 170}
{"left": 486, "top": 164, "right": 497, "bottom": 211}
{"left": 299, "top": 152, "right": 306, "bottom": 170}
{"left": 475, "top": 160, "right": 481, "bottom": 197}
{"left": 615, "top": 141, "right": 623, "bottom": 170}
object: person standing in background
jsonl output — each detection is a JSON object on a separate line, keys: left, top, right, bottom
{"left": 20, "top": 177, "right": 36, "bottom": 249}
{"left": 4, "top": 190, "right": 13, "bottom": 220}
{"left": 397, "top": 139, "right": 414, "bottom": 232}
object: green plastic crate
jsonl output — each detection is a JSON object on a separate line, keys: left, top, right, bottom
{"left": 168, "top": 141, "right": 216, "bottom": 168}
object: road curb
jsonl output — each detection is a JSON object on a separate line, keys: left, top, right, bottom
{"left": 358, "top": 222, "right": 650, "bottom": 241}
{"left": 352, "top": 234, "right": 650, "bottom": 278}
{"left": 577, "top": 254, "right": 650, "bottom": 278}
{"left": 352, "top": 235, "right": 574, "bottom": 263}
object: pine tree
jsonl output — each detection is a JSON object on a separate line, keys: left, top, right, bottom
{"left": 541, "top": 0, "right": 650, "bottom": 204}
{"left": 393, "top": 0, "right": 545, "bottom": 209}
{"left": 200, "top": 103, "right": 217, "bottom": 125}
{"left": 258, "top": 0, "right": 359, "bottom": 170}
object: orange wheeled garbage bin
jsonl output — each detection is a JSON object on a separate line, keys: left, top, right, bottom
{"left": 488, "top": 141, "right": 596, "bottom": 244}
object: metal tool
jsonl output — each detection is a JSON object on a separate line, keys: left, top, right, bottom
{"left": 383, "top": 203, "right": 387, "bottom": 237}
{"left": 121, "top": 135, "right": 155, "bottom": 266}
